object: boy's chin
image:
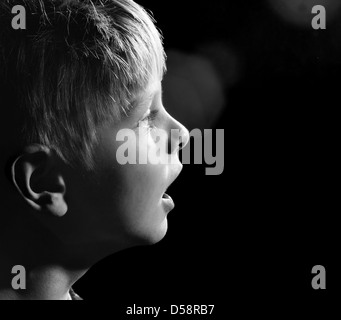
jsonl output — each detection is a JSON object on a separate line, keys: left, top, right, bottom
{"left": 128, "top": 219, "right": 169, "bottom": 247}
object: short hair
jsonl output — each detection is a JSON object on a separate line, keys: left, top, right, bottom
{"left": 0, "top": 0, "right": 166, "bottom": 169}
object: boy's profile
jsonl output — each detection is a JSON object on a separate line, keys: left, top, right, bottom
{"left": 0, "top": 0, "right": 189, "bottom": 300}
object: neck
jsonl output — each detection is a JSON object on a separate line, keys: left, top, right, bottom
{"left": 0, "top": 261, "right": 85, "bottom": 300}
{"left": 0, "top": 214, "right": 87, "bottom": 300}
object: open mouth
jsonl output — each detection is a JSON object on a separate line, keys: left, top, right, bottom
{"left": 162, "top": 193, "right": 174, "bottom": 212}
{"left": 162, "top": 193, "right": 171, "bottom": 200}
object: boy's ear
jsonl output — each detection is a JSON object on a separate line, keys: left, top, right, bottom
{"left": 11, "top": 144, "right": 68, "bottom": 217}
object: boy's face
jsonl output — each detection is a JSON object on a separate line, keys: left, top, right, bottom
{"left": 61, "top": 70, "right": 189, "bottom": 253}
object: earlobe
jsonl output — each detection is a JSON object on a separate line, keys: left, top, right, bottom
{"left": 11, "top": 145, "right": 68, "bottom": 217}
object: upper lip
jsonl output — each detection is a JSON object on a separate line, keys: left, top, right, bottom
{"left": 163, "top": 165, "right": 183, "bottom": 195}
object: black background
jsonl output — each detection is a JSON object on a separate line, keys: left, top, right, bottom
{"left": 74, "top": 0, "right": 338, "bottom": 309}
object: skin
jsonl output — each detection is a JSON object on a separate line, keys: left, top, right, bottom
{"left": 0, "top": 70, "right": 189, "bottom": 300}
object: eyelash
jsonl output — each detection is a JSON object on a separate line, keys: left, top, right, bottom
{"left": 138, "top": 110, "right": 159, "bottom": 131}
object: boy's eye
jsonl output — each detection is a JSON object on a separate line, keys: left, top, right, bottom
{"left": 138, "top": 109, "right": 159, "bottom": 129}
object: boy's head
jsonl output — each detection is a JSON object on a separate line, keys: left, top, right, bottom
{"left": 0, "top": 0, "right": 189, "bottom": 263}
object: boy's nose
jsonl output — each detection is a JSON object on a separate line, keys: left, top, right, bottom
{"left": 168, "top": 116, "right": 190, "bottom": 154}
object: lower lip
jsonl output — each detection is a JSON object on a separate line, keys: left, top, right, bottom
{"left": 162, "top": 193, "right": 175, "bottom": 212}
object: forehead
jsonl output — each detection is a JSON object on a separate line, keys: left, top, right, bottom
{"left": 123, "top": 58, "right": 165, "bottom": 118}
{"left": 132, "top": 40, "right": 166, "bottom": 103}
{"left": 132, "top": 72, "right": 162, "bottom": 105}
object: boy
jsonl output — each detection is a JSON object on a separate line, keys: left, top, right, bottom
{"left": 0, "top": 0, "right": 189, "bottom": 300}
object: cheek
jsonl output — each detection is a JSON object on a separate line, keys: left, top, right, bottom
{"left": 120, "top": 162, "right": 168, "bottom": 211}
{"left": 62, "top": 124, "right": 172, "bottom": 247}
{"left": 119, "top": 131, "right": 170, "bottom": 199}
{"left": 101, "top": 162, "right": 169, "bottom": 244}
{"left": 90, "top": 126, "right": 170, "bottom": 220}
